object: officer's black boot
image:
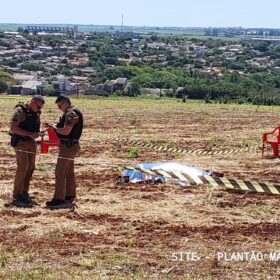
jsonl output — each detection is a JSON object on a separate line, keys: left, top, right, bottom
{"left": 11, "top": 194, "right": 33, "bottom": 208}
{"left": 65, "top": 196, "right": 75, "bottom": 202}
{"left": 46, "top": 199, "right": 73, "bottom": 209}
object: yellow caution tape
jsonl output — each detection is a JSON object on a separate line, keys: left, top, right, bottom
{"left": 122, "top": 166, "right": 280, "bottom": 195}
{"left": 120, "top": 139, "right": 260, "bottom": 156}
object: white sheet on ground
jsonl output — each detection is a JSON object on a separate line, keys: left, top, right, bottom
{"left": 121, "top": 162, "right": 213, "bottom": 186}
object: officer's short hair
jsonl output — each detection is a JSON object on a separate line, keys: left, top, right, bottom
{"left": 55, "top": 95, "right": 71, "bottom": 105}
{"left": 32, "top": 95, "right": 45, "bottom": 104}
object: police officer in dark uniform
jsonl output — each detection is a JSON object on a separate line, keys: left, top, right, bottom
{"left": 45, "top": 95, "right": 83, "bottom": 209}
{"left": 9, "top": 95, "right": 45, "bottom": 207}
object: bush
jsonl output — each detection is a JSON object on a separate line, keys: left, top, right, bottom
{"left": 110, "top": 90, "right": 123, "bottom": 97}
{"left": 126, "top": 147, "right": 139, "bottom": 158}
{"left": 43, "top": 85, "right": 56, "bottom": 96}
{"left": 22, "top": 61, "right": 40, "bottom": 71}
{"left": 0, "top": 80, "right": 8, "bottom": 93}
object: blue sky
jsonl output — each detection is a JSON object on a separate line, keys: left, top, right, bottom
{"left": 1, "top": 0, "right": 279, "bottom": 28}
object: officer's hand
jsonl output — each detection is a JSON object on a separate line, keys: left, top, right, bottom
{"left": 43, "top": 122, "right": 51, "bottom": 128}
{"left": 38, "top": 131, "right": 46, "bottom": 137}
{"left": 48, "top": 124, "right": 57, "bottom": 131}
{"left": 29, "top": 132, "right": 39, "bottom": 139}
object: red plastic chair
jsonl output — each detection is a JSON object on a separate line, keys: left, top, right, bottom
{"left": 41, "top": 127, "right": 60, "bottom": 154}
{"left": 262, "top": 126, "right": 280, "bottom": 158}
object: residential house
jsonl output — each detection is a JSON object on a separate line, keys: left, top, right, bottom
{"left": 14, "top": 73, "right": 37, "bottom": 83}
{"left": 35, "top": 46, "right": 53, "bottom": 53}
{"left": 115, "top": 78, "right": 128, "bottom": 91}
{"left": 85, "top": 85, "right": 109, "bottom": 96}
{"left": 21, "top": 80, "right": 43, "bottom": 95}
{"left": 52, "top": 75, "right": 76, "bottom": 94}
{"left": 103, "top": 80, "right": 116, "bottom": 94}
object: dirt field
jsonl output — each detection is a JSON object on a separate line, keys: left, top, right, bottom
{"left": 1, "top": 96, "right": 280, "bottom": 279}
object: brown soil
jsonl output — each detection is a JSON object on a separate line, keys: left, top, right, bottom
{"left": 1, "top": 97, "right": 280, "bottom": 279}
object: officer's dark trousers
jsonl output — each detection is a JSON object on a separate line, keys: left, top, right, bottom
{"left": 13, "top": 139, "right": 36, "bottom": 196}
{"left": 54, "top": 143, "right": 80, "bottom": 200}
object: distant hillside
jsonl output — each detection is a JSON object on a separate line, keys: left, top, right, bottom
{"left": 0, "top": 22, "right": 204, "bottom": 35}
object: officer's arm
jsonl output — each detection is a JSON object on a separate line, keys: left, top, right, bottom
{"left": 10, "top": 108, "right": 37, "bottom": 138}
{"left": 54, "top": 111, "right": 78, "bottom": 136}
{"left": 55, "top": 126, "right": 73, "bottom": 136}
{"left": 11, "top": 124, "right": 35, "bottom": 137}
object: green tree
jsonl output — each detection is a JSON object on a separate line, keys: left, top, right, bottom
{"left": 43, "top": 85, "right": 55, "bottom": 96}
{"left": 0, "top": 71, "right": 13, "bottom": 82}
{"left": 132, "top": 73, "right": 153, "bottom": 88}
{"left": 22, "top": 61, "right": 40, "bottom": 71}
{"left": 17, "top": 27, "right": 24, "bottom": 33}
{"left": 0, "top": 80, "right": 8, "bottom": 93}
{"left": 129, "top": 82, "right": 141, "bottom": 96}
{"left": 229, "top": 71, "right": 241, "bottom": 83}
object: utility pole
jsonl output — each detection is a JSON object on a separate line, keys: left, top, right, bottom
{"left": 121, "top": 14, "right": 124, "bottom": 36}
{"left": 75, "top": 77, "right": 79, "bottom": 98}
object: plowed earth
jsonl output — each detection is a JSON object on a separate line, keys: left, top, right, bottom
{"left": 1, "top": 96, "right": 280, "bottom": 279}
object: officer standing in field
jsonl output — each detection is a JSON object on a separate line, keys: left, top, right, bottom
{"left": 9, "top": 95, "right": 45, "bottom": 207}
{"left": 45, "top": 95, "right": 83, "bottom": 209}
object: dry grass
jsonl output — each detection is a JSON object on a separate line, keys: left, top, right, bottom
{"left": 1, "top": 96, "right": 280, "bottom": 279}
